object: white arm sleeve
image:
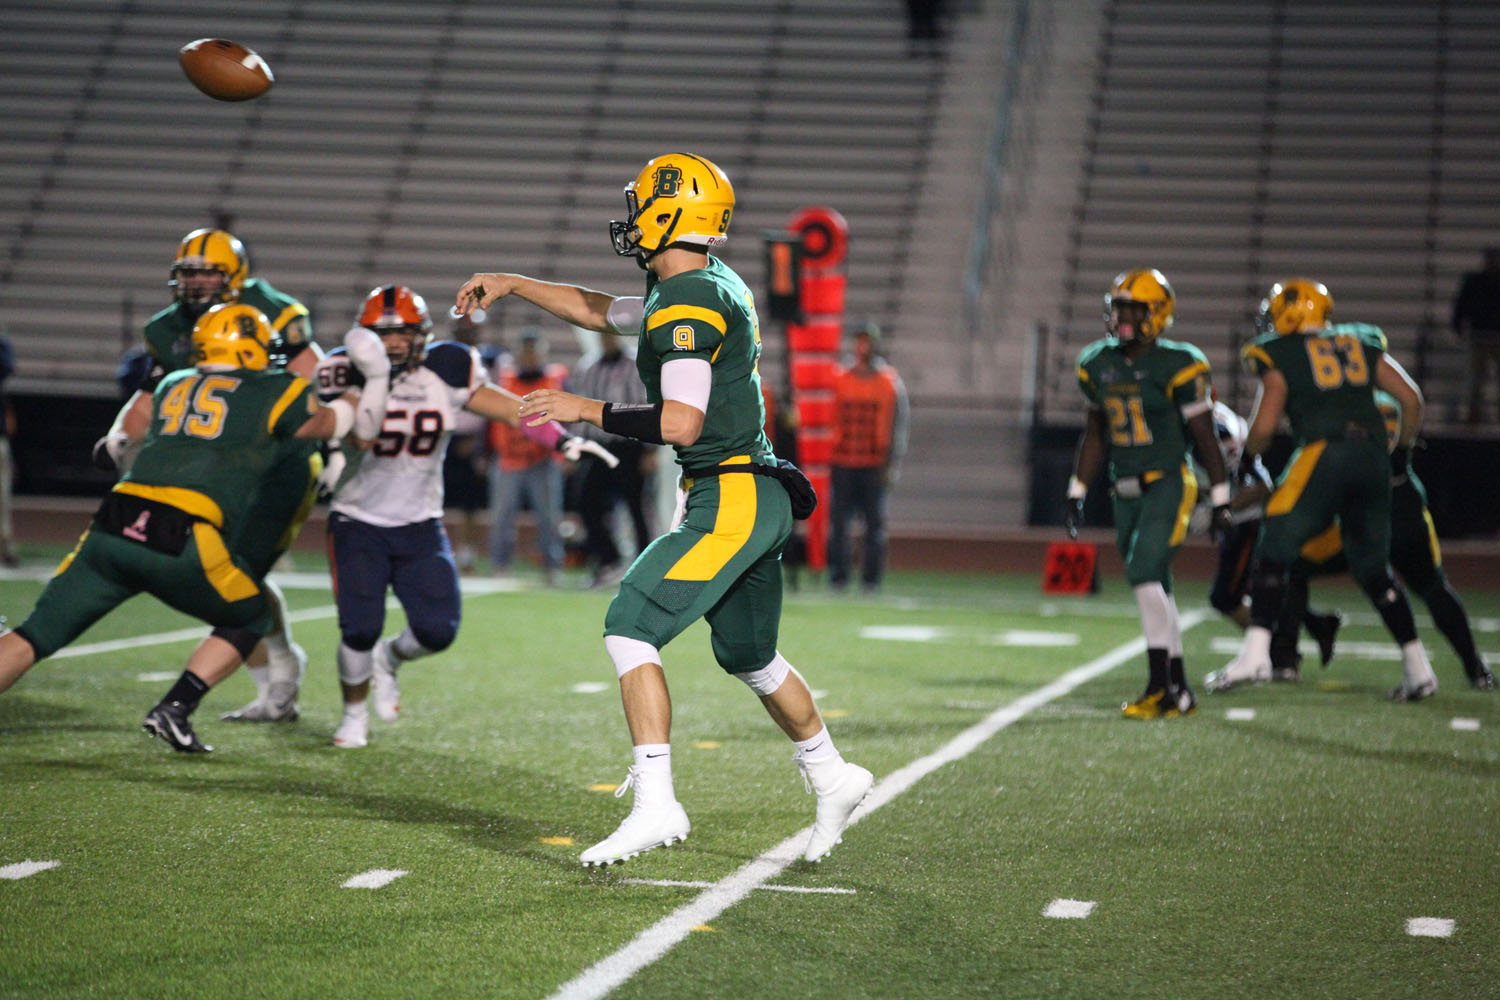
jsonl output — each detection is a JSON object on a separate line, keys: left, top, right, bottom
{"left": 660, "top": 357, "right": 712, "bottom": 413}
{"left": 606, "top": 296, "right": 645, "bottom": 336}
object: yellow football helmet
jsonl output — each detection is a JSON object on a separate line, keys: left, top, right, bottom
{"left": 170, "top": 228, "right": 249, "bottom": 315}
{"left": 610, "top": 153, "right": 735, "bottom": 260}
{"left": 1104, "top": 268, "right": 1175, "bottom": 342}
{"left": 191, "top": 302, "right": 274, "bottom": 371}
{"left": 1259, "top": 278, "right": 1333, "bottom": 335}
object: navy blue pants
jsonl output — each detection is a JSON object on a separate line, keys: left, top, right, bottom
{"left": 328, "top": 512, "right": 460, "bottom": 653}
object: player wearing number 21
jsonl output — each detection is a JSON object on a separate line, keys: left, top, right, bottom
{"left": 1066, "top": 269, "right": 1231, "bottom": 720}
{"left": 1207, "top": 279, "right": 1439, "bottom": 701}
{"left": 313, "top": 285, "right": 611, "bottom": 748}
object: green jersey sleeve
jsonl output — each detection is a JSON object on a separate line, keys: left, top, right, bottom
{"left": 643, "top": 290, "right": 727, "bottom": 364}
{"left": 267, "top": 375, "right": 318, "bottom": 438}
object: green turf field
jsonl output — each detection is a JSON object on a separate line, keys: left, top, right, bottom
{"left": 1, "top": 552, "right": 1497, "bottom": 999}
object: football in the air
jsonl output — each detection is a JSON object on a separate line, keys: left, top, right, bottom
{"left": 178, "top": 38, "right": 274, "bottom": 102}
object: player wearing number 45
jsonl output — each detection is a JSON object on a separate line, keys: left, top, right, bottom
{"left": 1206, "top": 279, "right": 1439, "bottom": 701}
{"left": 457, "top": 152, "right": 874, "bottom": 867}
{"left": 314, "top": 285, "right": 615, "bottom": 749}
{"left": 1065, "top": 268, "right": 1231, "bottom": 720}
{"left": 0, "top": 304, "right": 358, "bottom": 753}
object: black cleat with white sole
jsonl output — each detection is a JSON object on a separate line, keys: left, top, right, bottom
{"left": 143, "top": 700, "right": 213, "bottom": 753}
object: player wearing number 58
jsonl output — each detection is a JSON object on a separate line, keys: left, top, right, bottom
{"left": 1065, "top": 269, "right": 1230, "bottom": 720}
{"left": 312, "top": 285, "right": 612, "bottom": 748}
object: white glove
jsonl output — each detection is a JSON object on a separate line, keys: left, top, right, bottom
{"left": 315, "top": 449, "right": 347, "bottom": 500}
{"left": 343, "top": 326, "right": 391, "bottom": 379}
{"left": 91, "top": 431, "right": 131, "bottom": 472}
{"left": 561, "top": 436, "right": 620, "bottom": 468}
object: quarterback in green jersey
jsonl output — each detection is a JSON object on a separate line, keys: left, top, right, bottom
{"left": 0, "top": 304, "right": 364, "bottom": 752}
{"left": 1067, "top": 268, "right": 1232, "bottom": 720}
{"left": 456, "top": 152, "right": 872, "bottom": 868}
{"left": 1207, "top": 279, "right": 1440, "bottom": 701}
{"left": 97, "top": 227, "right": 324, "bottom": 724}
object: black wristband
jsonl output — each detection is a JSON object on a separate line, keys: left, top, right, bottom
{"left": 600, "top": 401, "right": 665, "bottom": 445}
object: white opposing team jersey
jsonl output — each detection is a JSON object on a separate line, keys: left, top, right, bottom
{"left": 316, "top": 340, "right": 484, "bottom": 528}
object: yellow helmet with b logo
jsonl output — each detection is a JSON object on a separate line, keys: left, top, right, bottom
{"left": 170, "top": 228, "right": 249, "bottom": 316}
{"left": 191, "top": 302, "right": 274, "bottom": 371}
{"left": 1258, "top": 278, "right": 1333, "bottom": 335}
{"left": 610, "top": 153, "right": 735, "bottom": 261}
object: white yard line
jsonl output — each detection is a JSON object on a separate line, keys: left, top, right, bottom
{"left": 0, "top": 860, "right": 60, "bottom": 880}
{"left": 545, "top": 610, "right": 1209, "bottom": 1000}
{"left": 621, "top": 878, "right": 856, "bottom": 896}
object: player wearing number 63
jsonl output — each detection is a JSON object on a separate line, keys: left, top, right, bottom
{"left": 313, "top": 285, "right": 613, "bottom": 749}
{"left": 1206, "top": 278, "right": 1439, "bottom": 701}
{"left": 1066, "top": 268, "right": 1231, "bottom": 720}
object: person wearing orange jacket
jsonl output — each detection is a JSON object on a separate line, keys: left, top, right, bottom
{"left": 828, "top": 322, "right": 908, "bottom": 592}
{"left": 487, "top": 328, "right": 569, "bottom": 583}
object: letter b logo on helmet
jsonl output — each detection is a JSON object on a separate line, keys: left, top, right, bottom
{"left": 611, "top": 153, "right": 736, "bottom": 260}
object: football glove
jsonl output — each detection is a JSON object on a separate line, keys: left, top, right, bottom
{"left": 560, "top": 436, "right": 620, "bottom": 468}
{"left": 91, "top": 431, "right": 130, "bottom": 473}
{"left": 1063, "top": 498, "right": 1084, "bottom": 539}
{"left": 343, "top": 326, "right": 391, "bottom": 379}
{"left": 1210, "top": 503, "right": 1234, "bottom": 546}
{"left": 1390, "top": 445, "right": 1411, "bottom": 485}
{"left": 315, "top": 449, "right": 347, "bottom": 501}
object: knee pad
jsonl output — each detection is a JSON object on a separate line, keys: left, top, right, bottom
{"left": 734, "top": 652, "right": 792, "bottom": 695}
{"left": 210, "top": 625, "right": 263, "bottom": 660}
{"left": 409, "top": 624, "right": 456, "bottom": 654}
{"left": 604, "top": 634, "right": 660, "bottom": 678}
{"left": 337, "top": 643, "right": 373, "bottom": 686}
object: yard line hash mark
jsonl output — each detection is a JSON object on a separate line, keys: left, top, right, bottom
{"left": 1, "top": 860, "right": 60, "bottom": 880}
{"left": 1043, "top": 899, "right": 1096, "bottom": 919}
{"left": 1406, "top": 917, "right": 1455, "bottom": 938}
{"left": 342, "top": 869, "right": 408, "bottom": 889}
{"left": 545, "top": 611, "right": 1208, "bottom": 1000}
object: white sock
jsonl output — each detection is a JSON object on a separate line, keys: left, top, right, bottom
{"left": 1239, "top": 625, "right": 1272, "bottom": 668}
{"left": 632, "top": 743, "right": 672, "bottom": 776}
{"left": 1133, "top": 583, "right": 1174, "bottom": 650}
{"left": 794, "top": 726, "right": 842, "bottom": 765}
{"left": 245, "top": 664, "right": 270, "bottom": 698}
{"left": 342, "top": 700, "right": 369, "bottom": 722}
{"left": 1401, "top": 641, "right": 1436, "bottom": 688}
{"left": 391, "top": 627, "right": 432, "bottom": 663}
{"left": 1165, "top": 593, "right": 1184, "bottom": 659}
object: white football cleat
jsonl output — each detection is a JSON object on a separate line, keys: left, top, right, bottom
{"left": 1203, "top": 657, "right": 1271, "bottom": 693}
{"left": 800, "top": 757, "right": 874, "bottom": 863}
{"left": 370, "top": 639, "right": 400, "bottom": 722}
{"left": 579, "top": 767, "right": 690, "bottom": 867}
{"left": 333, "top": 711, "right": 369, "bottom": 749}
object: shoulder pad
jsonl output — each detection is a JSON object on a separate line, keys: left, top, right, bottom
{"left": 1075, "top": 338, "right": 1111, "bottom": 368}
{"left": 423, "top": 340, "right": 478, "bottom": 388}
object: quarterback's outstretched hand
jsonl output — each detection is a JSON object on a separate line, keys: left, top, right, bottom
{"left": 344, "top": 327, "right": 391, "bottom": 379}
{"left": 315, "top": 449, "right": 347, "bottom": 501}
{"left": 1063, "top": 498, "right": 1084, "bottom": 539}
{"left": 456, "top": 273, "right": 519, "bottom": 316}
{"left": 561, "top": 436, "right": 620, "bottom": 469}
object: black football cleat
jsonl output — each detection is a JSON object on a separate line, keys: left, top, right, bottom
{"left": 143, "top": 700, "right": 213, "bottom": 753}
{"left": 1306, "top": 612, "right": 1343, "bottom": 667}
{"left": 1467, "top": 663, "right": 1497, "bottom": 692}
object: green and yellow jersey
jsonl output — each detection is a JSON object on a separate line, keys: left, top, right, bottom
{"left": 122, "top": 367, "right": 318, "bottom": 535}
{"left": 638, "top": 255, "right": 772, "bottom": 468}
{"left": 1241, "top": 322, "right": 1388, "bottom": 445}
{"left": 142, "top": 277, "right": 311, "bottom": 381}
{"left": 1076, "top": 337, "right": 1213, "bottom": 481}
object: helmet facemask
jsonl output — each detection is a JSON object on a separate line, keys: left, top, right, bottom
{"left": 1107, "top": 300, "right": 1155, "bottom": 343}
{"left": 169, "top": 229, "right": 248, "bottom": 319}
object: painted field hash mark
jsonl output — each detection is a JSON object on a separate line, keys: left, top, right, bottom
{"left": 1043, "top": 898, "right": 1096, "bottom": 919}
{"left": 1406, "top": 917, "right": 1455, "bottom": 938}
{"left": 572, "top": 682, "right": 611, "bottom": 694}
{"left": 342, "top": 869, "right": 408, "bottom": 889}
{"left": 1225, "top": 708, "right": 1257, "bottom": 721}
{"left": 1451, "top": 717, "right": 1481, "bottom": 731}
{"left": 1, "top": 860, "right": 60, "bottom": 880}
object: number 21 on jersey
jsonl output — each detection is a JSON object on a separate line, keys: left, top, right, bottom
{"left": 1103, "top": 395, "right": 1152, "bottom": 446}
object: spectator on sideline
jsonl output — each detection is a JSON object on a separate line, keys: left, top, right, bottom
{"left": 566, "top": 330, "right": 655, "bottom": 587}
{"left": 0, "top": 335, "right": 17, "bottom": 566}
{"left": 488, "top": 328, "right": 568, "bottom": 583}
{"left": 1451, "top": 245, "right": 1500, "bottom": 425}
{"left": 827, "top": 321, "right": 908, "bottom": 593}
{"left": 442, "top": 312, "right": 492, "bottom": 573}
